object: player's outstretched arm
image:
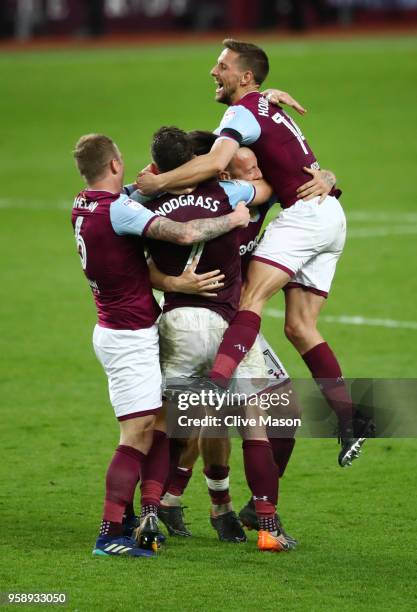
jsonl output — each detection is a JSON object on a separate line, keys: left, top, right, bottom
{"left": 136, "top": 138, "right": 239, "bottom": 196}
{"left": 296, "top": 167, "right": 337, "bottom": 203}
{"left": 148, "top": 256, "right": 225, "bottom": 297}
{"left": 261, "top": 89, "right": 307, "bottom": 115}
{"left": 146, "top": 201, "right": 249, "bottom": 245}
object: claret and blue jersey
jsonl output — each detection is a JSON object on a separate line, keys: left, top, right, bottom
{"left": 71, "top": 189, "right": 160, "bottom": 330}
{"left": 216, "top": 91, "right": 324, "bottom": 209}
{"left": 144, "top": 178, "right": 256, "bottom": 323}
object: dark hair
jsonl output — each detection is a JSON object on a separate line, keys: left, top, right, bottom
{"left": 188, "top": 130, "right": 217, "bottom": 156}
{"left": 223, "top": 39, "right": 269, "bottom": 86}
{"left": 151, "top": 126, "right": 194, "bottom": 173}
{"left": 73, "top": 134, "right": 119, "bottom": 182}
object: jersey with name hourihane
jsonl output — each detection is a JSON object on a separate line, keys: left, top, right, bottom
{"left": 216, "top": 91, "right": 341, "bottom": 209}
{"left": 144, "top": 178, "right": 255, "bottom": 322}
{"left": 71, "top": 189, "right": 160, "bottom": 330}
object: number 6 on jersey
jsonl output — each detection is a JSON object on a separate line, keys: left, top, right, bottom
{"left": 74, "top": 216, "right": 87, "bottom": 270}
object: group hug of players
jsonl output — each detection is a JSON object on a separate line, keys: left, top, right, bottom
{"left": 72, "top": 40, "right": 374, "bottom": 557}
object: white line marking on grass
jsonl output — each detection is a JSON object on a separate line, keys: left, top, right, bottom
{"left": 264, "top": 308, "right": 417, "bottom": 330}
{"left": 0, "top": 198, "right": 70, "bottom": 209}
{"left": 1, "top": 201, "right": 416, "bottom": 225}
{"left": 347, "top": 211, "right": 417, "bottom": 223}
{"left": 2, "top": 201, "right": 416, "bottom": 239}
{"left": 348, "top": 226, "right": 417, "bottom": 238}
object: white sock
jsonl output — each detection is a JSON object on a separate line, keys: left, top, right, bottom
{"left": 211, "top": 502, "right": 233, "bottom": 517}
{"left": 161, "top": 492, "right": 182, "bottom": 507}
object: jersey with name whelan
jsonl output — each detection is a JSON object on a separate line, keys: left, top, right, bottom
{"left": 145, "top": 178, "right": 255, "bottom": 323}
{"left": 216, "top": 92, "right": 341, "bottom": 209}
{"left": 71, "top": 190, "right": 160, "bottom": 330}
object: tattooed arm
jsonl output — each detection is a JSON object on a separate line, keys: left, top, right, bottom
{"left": 145, "top": 201, "right": 250, "bottom": 245}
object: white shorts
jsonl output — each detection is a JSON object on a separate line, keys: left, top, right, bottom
{"left": 159, "top": 307, "right": 268, "bottom": 393}
{"left": 93, "top": 324, "right": 162, "bottom": 420}
{"left": 253, "top": 196, "right": 346, "bottom": 297}
{"left": 258, "top": 333, "right": 289, "bottom": 384}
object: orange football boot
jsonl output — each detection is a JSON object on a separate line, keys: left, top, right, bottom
{"left": 258, "top": 530, "right": 290, "bottom": 552}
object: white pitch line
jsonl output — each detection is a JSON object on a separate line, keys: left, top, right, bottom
{"left": 347, "top": 211, "right": 417, "bottom": 223}
{"left": 348, "top": 226, "right": 417, "bottom": 238}
{"left": 0, "top": 200, "right": 412, "bottom": 216}
{"left": 1, "top": 200, "right": 416, "bottom": 239}
{"left": 264, "top": 308, "right": 417, "bottom": 331}
{"left": 0, "top": 199, "right": 70, "bottom": 210}
{"left": 0, "top": 200, "right": 416, "bottom": 223}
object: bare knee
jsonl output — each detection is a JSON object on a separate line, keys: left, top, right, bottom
{"left": 199, "top": 437, "right": 231, "bottom": 467}
{"left": 284, "top": 289, "right": 325, "bottom": 352}
{"left": 284, "top": 319, "right": 309, "bottom": 345}
{"left": 154, "top": 407, "right": 166, "bottom": 434}
{"left": 119, "top": 414, "right": 156, "bottom": 453}
{"left": 239, "top": 263, "right": 289, "bottom": 314}
{"left": 285, "top": 317, "right": 323, "bottom": 354}
{"left": 239, "top": 282, "right": 267, "bottom": 313}
{"left": 179, "top": 438, "right": 200, "bottom": 469}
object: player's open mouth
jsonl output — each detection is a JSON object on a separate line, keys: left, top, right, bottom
{"left": 214, "top": 79, "right": 224, "bottom": 94}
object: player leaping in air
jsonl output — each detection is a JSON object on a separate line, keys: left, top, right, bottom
{"left": 136, "top": 39, "right": 375, "bottom": 467}
{"left": 158, "top": 130, "right": 335, "bottom": 544}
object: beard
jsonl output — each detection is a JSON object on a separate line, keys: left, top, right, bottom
{"left": 215, "top": 84, "right": 236, "bottom": 106}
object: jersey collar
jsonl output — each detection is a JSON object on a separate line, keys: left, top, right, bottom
{"left": 233, "top": 90, "right": 260, "bottom": 105}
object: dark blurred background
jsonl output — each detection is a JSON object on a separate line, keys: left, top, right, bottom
{"left": 1, "top": 0, "right": 416, "bottom": 41}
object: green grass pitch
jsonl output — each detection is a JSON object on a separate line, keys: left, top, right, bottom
{"left": 1, "top": 35, "right": 417, "bottom": 611}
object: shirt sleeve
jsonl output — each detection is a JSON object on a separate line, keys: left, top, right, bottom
{"left": 110, "top": 194, "right": 157, "bottom": 236}
{"left": 122, "top": 185, "right": 153, "bottom": 205}
{"left": 122, "top": 183, "right": 136, "bottom": 197}
{"left": 219, "top": 179, "right": 256, "bottom": 209}
{"left": 216, "top": 105, "right": 261, "bottom": 146}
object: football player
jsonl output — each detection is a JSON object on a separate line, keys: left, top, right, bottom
{"left": 136, "top": 40, "right": 374, "bottom": 469}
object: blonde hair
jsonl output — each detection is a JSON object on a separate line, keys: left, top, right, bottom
{"left": 73, "top": 134, "right": 119, "bottom": 182}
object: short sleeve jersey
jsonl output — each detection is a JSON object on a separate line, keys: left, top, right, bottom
{"left": 216, "top": 92, "right": 341, "bottom": 208}
{"left": 144, "top": 178, "right": 255, "bottom": 322}
{"left": 71, "top": 190, "right": 160, "bottom": 330}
